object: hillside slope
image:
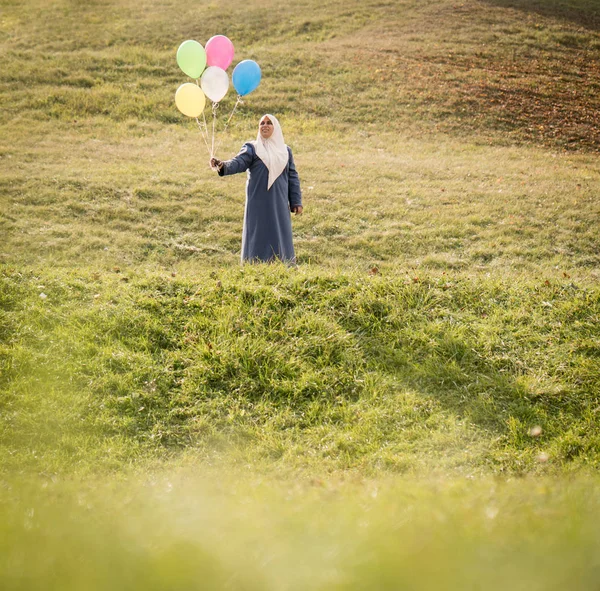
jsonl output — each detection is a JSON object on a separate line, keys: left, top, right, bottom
{"left": 2, "top": 2, "right": 600, "bottom": 589}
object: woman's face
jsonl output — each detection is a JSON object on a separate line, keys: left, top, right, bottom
{"left": 259, "top": 117, "right": 274, "bottom": 139}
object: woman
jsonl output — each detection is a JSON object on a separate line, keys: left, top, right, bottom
{"left": 210, "top": 114, "right": 303, "bottom": 264}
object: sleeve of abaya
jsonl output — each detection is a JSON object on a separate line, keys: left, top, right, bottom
{"left": 287, "top": 148, "right": 302, "bottom": 208}
{"left": 218, "top": 143, "right": 254, "bottom": 176}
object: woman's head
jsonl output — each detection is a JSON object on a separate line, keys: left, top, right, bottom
{"left": 259, "top": 115, "right": 275, "bottom": 139}
{"left": 256, "top": 114, "right": 285, "bottom": 149}
{"left": 254, "top": 114, "right": 288, "bottom": 189}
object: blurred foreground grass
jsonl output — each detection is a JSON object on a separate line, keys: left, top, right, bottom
{"left": 2, "top": 470, "right": 600, "bottom": 591}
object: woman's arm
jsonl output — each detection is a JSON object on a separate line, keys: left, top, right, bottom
{"left": 213, "top": 143, "right": 254, "bottom": 176}
{"left": 287, "top": 147, "right": 302, "bottom": 213}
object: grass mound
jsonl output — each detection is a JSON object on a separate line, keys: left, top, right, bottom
{"left": 2, "top": 265, "right": 598, "bottom": 476}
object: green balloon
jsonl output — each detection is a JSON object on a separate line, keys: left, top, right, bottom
{"left": 176, "top": 40, "right": 207, "bottom": 79}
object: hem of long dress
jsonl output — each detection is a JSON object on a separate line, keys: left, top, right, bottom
{"left": 240, "top": 255, "right": 297, "bottom": 266}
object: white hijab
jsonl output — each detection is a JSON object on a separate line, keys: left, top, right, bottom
{"left": 253, "top": 114, "right": 289, "bottom": 190}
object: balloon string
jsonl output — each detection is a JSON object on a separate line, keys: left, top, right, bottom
{"left": 202, "top": 109, "right": 210, "bottom": 142}
{"left": 214, "top": 95, "right": 243, "bottom": 155}
{"left": 211, "top": 102, "right": 219, "bottom": 158}
{"left": 195, "top": 116, "right": 211, "bottom": 157}
{"left": 201, "top": 113, "right": 210, "bottom": 146}
{"left": 196, "top": 111, "right": 211, "bottom": 156}
{"left": 192, "top": 79, "right": 212, "bottom": 158}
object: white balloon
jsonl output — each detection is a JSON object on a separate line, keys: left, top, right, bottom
{"left": 200, "top": 66, "right": 229, "bottom": 103}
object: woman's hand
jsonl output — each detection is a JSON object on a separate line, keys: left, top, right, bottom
{"left": 291, "top": 205, "right": 303, "bottom": 215}
{"left": 210, "top": 157, "right": 223, "bottom": 171}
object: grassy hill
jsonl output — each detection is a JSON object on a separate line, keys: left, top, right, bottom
{"left": 1, "top": 0, "right": 600, "bottom": 589}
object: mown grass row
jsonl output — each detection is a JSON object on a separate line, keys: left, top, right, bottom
{"left": 2, "top": 128, "right": 598, "bottom": 276}
{"left": 1, "top": 0, "right": 599, "bottom": 148}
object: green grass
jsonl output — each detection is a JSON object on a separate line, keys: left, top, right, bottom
{"left": 1, "top": 0, "right": 600, "bottom": 588}
{"left": 2, "top": 265, "right": 599, "bottom": 476}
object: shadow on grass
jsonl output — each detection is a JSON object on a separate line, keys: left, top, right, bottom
{"left": 364, "top": 332, "right": 538, "bottom": 436}
{"left": 77, "top": 277, "right": 598, "bottom": 463}
{"left": 481, "top": 0, "right": 600, "bottom": 31}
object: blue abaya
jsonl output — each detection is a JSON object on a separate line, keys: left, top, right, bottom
{"left": 218, "top": 142, "right": 302, "bottom": 263}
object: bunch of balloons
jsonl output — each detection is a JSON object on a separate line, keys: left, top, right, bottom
{"left": 174, "top": 35, "right": 261, "bottom": 157}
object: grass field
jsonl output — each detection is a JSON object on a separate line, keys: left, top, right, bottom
{"left": 1, "top": 0, "right": 600, "bottom": 589}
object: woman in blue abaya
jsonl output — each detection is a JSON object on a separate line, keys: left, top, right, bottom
{"left": 210, "top": 114, "right": 303, "bottom": 264}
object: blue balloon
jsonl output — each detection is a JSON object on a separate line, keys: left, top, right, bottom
{"left": 232, "top": 60, "right": 261, "bottom": 96}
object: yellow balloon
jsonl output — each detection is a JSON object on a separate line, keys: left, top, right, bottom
{"left": 175, "top": 83, "right": 206, "bottom": 118}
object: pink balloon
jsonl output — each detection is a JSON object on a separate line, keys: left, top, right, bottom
{"left": 205, "top": 35, "right": 235, "bottom": 70}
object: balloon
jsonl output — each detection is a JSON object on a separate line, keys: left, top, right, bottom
{"left": 232, "top": 60, "right": 261, "bottom": 96}
{"left": 175, "top": 83, "right": 206, "bottom": 117}
{"left": 176, "top": 40, "right": 207, "bottom": 79}
{"left": 205, "top": 35, "right": 235, "bottom": 70}
{"left": 201, "top": 66, "right": 229, "bottom": 103}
